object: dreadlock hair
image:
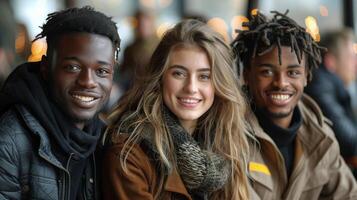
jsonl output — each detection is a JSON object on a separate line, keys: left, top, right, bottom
{"left": 34, "top": 6, "right": 121, "bottom": 61}
{"left": 231, "top": 10, "right": 325, "bottom": 81}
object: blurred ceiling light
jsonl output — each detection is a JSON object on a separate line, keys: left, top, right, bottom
{"left": 319, "top": 5, "right": 328, "bottom": 17}
{"left": 28, "top": 39, "right": 47, "bottom": 62}
{"left": 305, "top": 16, "right": 320, "bottom": 42}
{"left": 231, "top": 15, "right": 249, "bottom": 38}
{"left": 159, "top": 0, "right": 172, "bottom": 8}
{"left": 208, "top": 17, "right": 229, "bottom": 42}
{"left": 251, "top": 8, "right": 259, "bottom": 16}
{"left": 111, "top": 0, "right": 122, "bottom": 4}
{"left": 140, "top": 0, "right": 156, "bottom": 9}
{"left": 156, "top": 22, "right": 172, "bottom": 38}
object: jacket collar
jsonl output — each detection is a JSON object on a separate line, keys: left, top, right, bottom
{"left": 164, "top": 169, "right": 192, "bottom": 200}
{"left": 250, "top": 94, "right": 333, "bottom": 152}
{"left": 15, "top": 105, "right": 64, "bottom": 169}
{"left": 297, "top": 94, "right": 333, "bottom": 155}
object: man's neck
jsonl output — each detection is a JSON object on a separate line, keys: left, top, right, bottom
{"left": 271, "top": 115, "right": 293, "bottom": 129}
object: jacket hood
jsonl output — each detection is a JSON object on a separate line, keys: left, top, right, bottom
{"left": 0, "top": 62, "right": 44, "bottom": 114}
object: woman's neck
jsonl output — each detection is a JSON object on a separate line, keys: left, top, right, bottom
{"left": 179, "top": 119, "right": 197, "bottom": 135}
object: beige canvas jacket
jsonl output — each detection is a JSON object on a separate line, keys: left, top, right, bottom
{"left": 248, "top": 94, "right": 357, "bottom": 200}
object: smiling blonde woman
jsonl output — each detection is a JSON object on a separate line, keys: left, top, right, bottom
{"left": 102, "top": 19, "right": 252, "bottom": 200}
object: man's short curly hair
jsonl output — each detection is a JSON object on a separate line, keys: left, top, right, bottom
{"left": 231, "top": 10, "right": 325, "bottom": 81}
{"left": 34, "top": 6, "right": 121, "bottom": 61}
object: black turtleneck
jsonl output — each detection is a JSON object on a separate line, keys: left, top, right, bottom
{"left": 254, "top": 107, "right": 303, "bottom": 177}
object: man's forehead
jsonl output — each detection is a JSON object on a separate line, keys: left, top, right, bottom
{"left": 251, "top": 47, "right": 305, "bottom": 66}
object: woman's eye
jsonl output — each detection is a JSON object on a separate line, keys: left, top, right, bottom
{"left": 173, "top": 70, "right": 186, "bottom": 78}
{"left": 199, "top": 74, "right": 211, "bottom": 80}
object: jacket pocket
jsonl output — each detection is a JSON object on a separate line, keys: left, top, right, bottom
{"left": 303, "top": 169, "right": 329, "bottom": 191}
{"left": 300, "top": 169, "right": 329, "bottom": 200}
{"left": 29, "top": 175, "right": 58, "bottom": 200}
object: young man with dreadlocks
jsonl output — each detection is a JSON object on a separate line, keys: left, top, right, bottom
{"left": 232, "top": 10, "right": 357, "bottom": 199}
{"left": 0, "top": 6, "right": 120, "bottom": 199}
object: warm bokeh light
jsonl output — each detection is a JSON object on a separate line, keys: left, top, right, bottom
{"left": 156, "top": 22, "right": 172, "bottom": 38}
{"left": 207, "top": 17, "right": 229, "bottom": 42}
{"left": 353, "top": 43, "right": 357, "bottom": 54}
{"left": 15, "top": 31, "right": 26, "bottom": 54}
{"left": 305, "top": 16, "right": 320, "bottom": 42}
{"left": 127, "top": 16, "right": 138, "bottom": 28}
{"left": 140, "top": 0, "right": 156, "bottom": 9}
{"left": 28, "top": 38, "right": 47, "bottom": 62}
{"left": 319, "top": 5, "right": 329, "bottom": 17}
{"left": 159, "top": 0, "right": 172, "bottom": 8}
{"left": 251, "top": 8, "right": 259, "bottom": 16}
{"left": 231, "top": 15, "right": 249, "bottom": 38}
{"left": 139, "top": 0, "right": 172, "bottom": 9}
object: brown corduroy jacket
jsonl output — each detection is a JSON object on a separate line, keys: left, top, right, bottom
{"left": 101, "top": 135, "right": 192, "bottom": 200}
{"left": 248, "top": 94, "right": 357, "bottom": 200}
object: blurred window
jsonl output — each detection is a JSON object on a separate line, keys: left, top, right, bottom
{"left": 11, "top": 0, "right": 64, "bottom": 39}
{"left": 183, "top": 0, "right": 248, "bottom": 42}
{"left": 258, "top": 0, "right": 343, "bottom": 33}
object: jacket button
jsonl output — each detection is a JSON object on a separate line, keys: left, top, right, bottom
{"left": 89, "top": 178, "right": 94, "bottom": 184}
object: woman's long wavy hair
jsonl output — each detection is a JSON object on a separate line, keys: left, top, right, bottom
{"left": 107, "top": 19, "right": 251, "bottom": 200}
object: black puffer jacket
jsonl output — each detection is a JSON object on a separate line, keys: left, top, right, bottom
{"left": 0, "top": 105, "right": 99, "bottom": 199}
{"left": 0, "top": 62, "right": 102, "bottom": 199}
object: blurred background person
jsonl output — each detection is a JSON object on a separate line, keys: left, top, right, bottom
{"left": 117, "top": 9, "right": 159, "bottom": 92}
{"left": 0, "top": 0, "right": 17, "bottom": 88}
{"left": 103, "top": 9, "right": 160, "bottom": 114}
{"left": 305, "top": 28, "right": 357, "bottom": 176}
{"left": 15, "top": 22, "right": 31, "bottom": 63}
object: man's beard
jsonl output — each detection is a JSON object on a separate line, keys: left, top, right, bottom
{"left": 262, "top": 107, "right": 294, "bottom": 119}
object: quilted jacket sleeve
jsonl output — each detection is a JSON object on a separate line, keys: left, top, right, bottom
{"left": 0, "top": 110, "right": 22, "bottom": 199}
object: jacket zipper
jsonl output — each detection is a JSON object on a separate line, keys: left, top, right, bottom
{"left": 93, "top": 153, "right": 97, "bottom": 200}
{"left": 64, "top": 153, "right": 74, "bottom": 200}
{"left": 37, "top": 152, "right": 70, "bottom": 200}
{"left": 82, "top": 153, "right": 96, "bottom": 200}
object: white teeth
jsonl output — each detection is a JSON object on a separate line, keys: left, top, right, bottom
{"left": 180, "top": 98, "right": 200, "bottom": 104}
{"left": 72, "top": 95, "right": 95, "bottom": 102}
{"left": 270, "top": 94, "right": 290, "bottom": 101}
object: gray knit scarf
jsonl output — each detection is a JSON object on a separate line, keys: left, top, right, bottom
{"left": 119, "top": 107, "right": 231, "bottom": 199}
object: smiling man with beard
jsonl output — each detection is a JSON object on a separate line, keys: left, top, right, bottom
{"left": 0, "top": 6, "right": 120, "bottom": 200}
{"left": 232, "top": 11, "right": 357, "bottom": 200}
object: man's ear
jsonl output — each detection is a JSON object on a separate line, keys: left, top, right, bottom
{"left": 40, "top": 55, "right": 49, "bottom": 80}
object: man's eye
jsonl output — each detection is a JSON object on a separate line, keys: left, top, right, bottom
{"left": 97, "top": 68, "right": 111, "bottom": 77}
{"left": 260, "top": 69, "right": 273, "bottom": 76}
{"left": 65, "top": 65, "right": 81, "bottom": 72}
{"left": 288, "top": 70, "right": 301, "bottom": 77}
